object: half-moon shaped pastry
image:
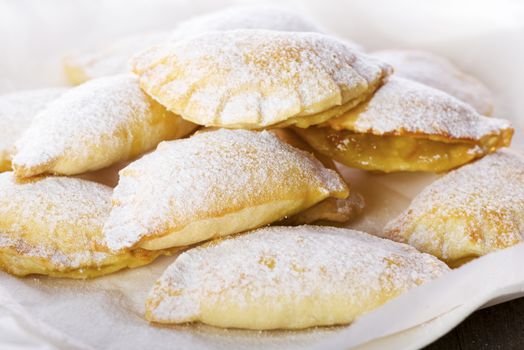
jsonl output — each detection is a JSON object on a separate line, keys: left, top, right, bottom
{"left": 384, "top": 149, "right": 524, "bottom": 266}
{"left": 271, "top": 128, "right": 365, "bottom": 225}
{"left": 373, "top": 49, "right": 493, "bottom": 115}
{"left": 296, "top": 77, "right": 512, "bottom": 172}
{"left": 0, "top": 173, "right": 167, "bottom": 278}
{"left": 0, "top": 88, "right": 66, "bottom": 172}
{"left": 145, "top": 225, "right": 449, "bottom": 329}
{"left": 103, "top": 129, "right": 349, "bottom": 252}
{"left": 63, "top": 6, "right": 323, "bottom": 85}
{"left": 12, "top": 74, "right": 197, "bottom": 178}
{"left": 131, "top": 29, "right": 391, "bottom": 129}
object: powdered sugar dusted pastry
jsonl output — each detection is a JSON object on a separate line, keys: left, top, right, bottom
{"left": 0, "top": 88, "right": 66, "bottom": 172}
{"left": 131, "top": 30, "right": 391, "bottom": 129}
{"left": 63, "top": 6, "right": 324, "bottom": 84}
{"left": 145, "top": 225, "right": 449, "bottom": 329}
{"left": 103, "top": 129, "right": 348, "bottom": 252}
{"left": 384, "top": 149, "right": 524, "bottom": 266}
{"left": 373, "top": 49, "right": 493, "bottom": 115}
{"left": 271, "top": 128, "right": 365, "bottom": 224}
{"left": 0, "top": 173, "right": 166, "bottom": 278}
{"left": 12, "top": 74, "right": 197, "bottom": 178}
{"left": 296, "top": 77, "right": 512, "bottom": 172}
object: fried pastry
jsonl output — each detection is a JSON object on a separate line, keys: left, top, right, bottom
{"left": 296, "top": 77, "right": 512, "bottom": 172}
{"left": 131, "top": 30, "right": 391, "bottom": 129}
{"left": 63, "top": 6, "right": 323, "bottom": 84}
{"left": 282, "top": 190, "right": 365, "bottom": 225}
{"left": 0, "top": 88, "right": 66, "bottom": 172}
{"left": 384, "top": 149, "right": 524, "bottom": 266}
{"left": 145, "top": 225, "right": 449, "bottom": 329}
{"left": 271, "top": 128, "right": 365, "bottom": 224}
{"left": 103, "top": 129, "right": 349, "bottom": 252}
{"left": 0, "top": 173, "right": 166, "bottom": 278}
{"left": 12, "top": 74, "right": 197, "bottom": 178}
{"left": 373, "top": 49, "right": 493, "bottom": 115}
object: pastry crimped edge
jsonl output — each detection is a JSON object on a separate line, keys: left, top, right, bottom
{"left": 131, "top": 30, "right": 392, "bottom": 130}
{"left": 103, "top": 129, "right": 349, "bottom": 252}
{"left": 382, "top": 149, "right": 524, "bottom": 266}
{"left": 145, "top": 225, "right": 449, "bottom": 329}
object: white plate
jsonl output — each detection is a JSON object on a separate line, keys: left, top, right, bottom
{"left": 0, "top": 0, "right": 523, "bottom": 349}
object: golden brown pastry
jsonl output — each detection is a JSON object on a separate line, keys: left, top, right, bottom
{"left": 63, "top": 6, "right": 324, "bottom": 84}
{"left": 384, "top": 149, "right": 524, "bottom": 266}
{"left": 145, "top": 225, "right": 449, "bottom": 329}
{"left": 102, "top": 129, "right": 349, "bottom": 252}
{"left": 296, "top": 77, "right": 512, "bottom": 172}
{"left": 373, "top": 49, "right": 493, "bottom": 115}
{"left": 12, "top": 74, "right": 197, "bottom": 178}
{"left": 271, "top": 128, "right": 365, "bottom": 224}
{"left": 131, "top": 29, "right": 391, "bottom": 129}
{"left": 0, "top": 88, "right": 66, "bottom": 172}
{"left": 282, "top": 190, "right": 365, "bottom": 225}
{"left": 0, "top": 173, "right": 167, "bottom": 278}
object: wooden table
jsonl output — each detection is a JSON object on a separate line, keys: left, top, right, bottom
{"left": 425, "top": 297, "right": 524, "bottom": 349}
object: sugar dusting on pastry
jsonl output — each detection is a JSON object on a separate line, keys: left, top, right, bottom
{"left": 146, "top": 225, "right": 449, "bottom": 327}
{"left": 131, "top": 29, "right": 391, "bottom": 128}
{"left": 327, "top": 76, "right": 511, "bottom": 142}
{"left": 384, "top": 149, "right": 524, "bottom": 261}
{"left": 103, "top": 129, "right": 348, "bottom": 252}
{"left": 12, "top": 74, "right": 196, "bottom": 178}
{"left": 373, "top": 49, "right": 493, "bottom": 115}
{"left": 13, "top": 75, "right": 150, "bottom": 172}
{"left": 0, "top": 88, "right": 66, "bottom": 169}
{"left": 0, "top": 173, "right": 112, "bottom": 269}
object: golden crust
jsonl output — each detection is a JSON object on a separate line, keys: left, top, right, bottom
{"left": 325, "top": 77, "right": 510, "bottom": 141}
{"left": 131, "top": 30, "right": 391, "bottom": 129}
{"left": 384, "top": 150, "right": 524, "bottom": 266}
{"left": 0, "top": 173, "right": 167, "bottom": 278}
{"left": 145, "top": 225, "right": 449, "bottom": 329}
{"left": 12, "top": 75, "right": 197, "bottom": 178}
{"left": 271, "top": 128, "right": 365, "bottom": 224}
{"left": 102, "top": 129, "right": 349, "bottom": 252}
{"left": 0, "top": 88, "right": 66, "bottom": 173}
{"left": 294, "top": 126, "right": 512, "bottom": 173}
{"left": 299, "top": 77, "right": 512, "bottom": 172}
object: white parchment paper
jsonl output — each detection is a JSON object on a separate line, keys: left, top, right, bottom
{"left": 0, "top": 0, "right": 523, "bottom": 349}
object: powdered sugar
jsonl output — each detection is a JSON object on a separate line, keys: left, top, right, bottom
{"left": 146, "top": 225, "right": 449, "bottom": 324}
{"left": 103, "top": 129, "right": 348, "bottom": 251}
{"left": 328, "top": 76, "right": 510, "bottom": 141}
{"left": 0, "top": 88, "right": 66, "bottom": 166}
{"left": 12, "top": 74, "right": 192, "bottom": 177}
{"left": 132, "top": 29, "right": 391, "bottom": 128}
{"left": 0, "top": 173, "right": 112, "bottom": 269}
{"left": 384, "top": 149, "right": 524, "bottom": 260}
{"left": 373, "top": 49, "right": 493, "bottom": 115}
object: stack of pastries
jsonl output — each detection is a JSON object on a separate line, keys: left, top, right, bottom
{"left": 0, "top": 6, "right": 520, "bottom": 331}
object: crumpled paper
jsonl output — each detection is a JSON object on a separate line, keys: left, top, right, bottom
{"left": 0, "top": 0, "right": 523, "bottom": 349}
